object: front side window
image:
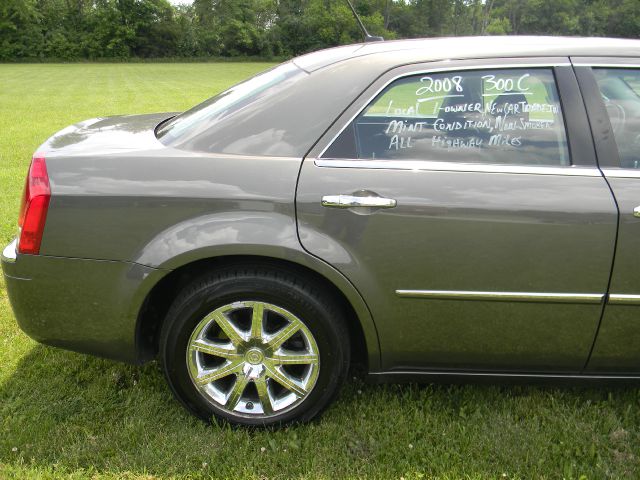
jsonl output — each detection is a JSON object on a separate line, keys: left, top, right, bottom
{"left": 593, "top": 68, "right": 640, "bottom": 168}
{"left": 324, "top": 68, "right": 570, "bottom": 166}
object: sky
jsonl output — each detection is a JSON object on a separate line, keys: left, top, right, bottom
{"left": 168, "top": 0, "right": 194, "bottom": 5}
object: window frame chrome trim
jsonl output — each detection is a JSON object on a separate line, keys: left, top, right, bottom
{"left": 316, "top": 159, "right": 601, "bottom": 176}
{"left": 395, "top": 289, "right": 604, "bottom": 304}
{"left": 317, "top": 60, "right": 572, "bottom": 160}
{"left": 572, "top": 63, "right": 640, "bottom": 68}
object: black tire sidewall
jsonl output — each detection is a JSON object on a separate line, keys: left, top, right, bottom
{"left": 160, "top": 273, "right": 349, "bottom": 427}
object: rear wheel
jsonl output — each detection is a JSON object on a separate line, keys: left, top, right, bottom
{"left": 159, "top": 266, "right": 350, "bottom": 427}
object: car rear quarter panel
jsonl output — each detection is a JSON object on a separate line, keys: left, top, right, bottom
{"left": 14, "top": 149, "right": 382, "bottom": 366}
{"left": 39, "top": 155, "right": 387, "bottom": 366}
{"left": 42, "top": 152, "right": 302, "bottom": 263}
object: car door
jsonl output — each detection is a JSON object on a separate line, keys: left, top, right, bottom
{"left": 575, "top": 58, "right": 640, "bottom": 374}
{"left": 296, "top": 57, "right": 618, "bottom": 374}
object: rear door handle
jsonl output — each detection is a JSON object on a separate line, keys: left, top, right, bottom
{"left": 321, "top": 194, "right": 397, "bottom": 209}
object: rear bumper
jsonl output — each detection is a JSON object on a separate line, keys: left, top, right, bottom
{"left": 2, "top": 239, "right": 163, "bottom": 363}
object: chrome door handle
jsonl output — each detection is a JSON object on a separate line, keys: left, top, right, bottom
{"left": 321, "top": 194, "right": 397, "bottom": 209}
{"left": 634, "top": 206, "right": 640, "bottom": 218}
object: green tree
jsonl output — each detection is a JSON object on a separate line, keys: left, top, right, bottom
{"left": 0, "top": 0, "right": 44, "bottom": 59}
{"left": 607, "top": 0, "right": 640, "bottom": 38}
{"left": 1, "top": 0, "right": 640, "bottom": 61}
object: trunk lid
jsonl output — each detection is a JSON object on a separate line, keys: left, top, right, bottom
{"left": 40, "top": 112, "right": 176, "bottom": 157}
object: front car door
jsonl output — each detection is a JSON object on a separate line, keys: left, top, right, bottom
{"left": 576, "top": 58, "right": 640, "bottom": 373}
{"left": 296, "top": 58, "right": 618, "bottom": 375}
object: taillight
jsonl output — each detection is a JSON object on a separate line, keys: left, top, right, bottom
{"left": 17, "top": 153, "right": 51, "bottom": 255}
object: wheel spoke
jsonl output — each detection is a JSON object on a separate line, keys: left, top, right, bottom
{"left": 266, "top": 321, "right": 301, "bottom": 349}
{"left": 195, "top": 360, "right": 242, "bottom": 386}
{"left": 225, "top": 374, "right": 249, "bottom": 411}
{"left": 271, "top": 350, "right": 318, "bottom": 365}
{"left": 265, "top": 365, "right": 307, "bottom": 397}
{"left": 250, "top": 302, "right": 264, "bottom": 339}
{"left": 187, "top": 300, "right": 321, "bottom": 418}
{"left": 214, "top": 312, "right": 245, "bottom": 346}
{"left": 190, "top": 339, "right": 240, "bottom": 359}
{"left": 254, "top": 377, "right": 273, "bottom": 415}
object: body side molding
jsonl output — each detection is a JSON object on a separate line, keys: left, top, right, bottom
{"left": 395, "top": 289, "right": 605, "bottom": 304}
{"left": 607, "top": 294, "right": 640, "bottom": 305}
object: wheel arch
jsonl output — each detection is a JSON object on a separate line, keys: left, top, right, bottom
{"left": 134, "top": 253, "right": 380, "bottom": 372}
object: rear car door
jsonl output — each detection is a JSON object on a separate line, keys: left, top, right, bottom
{"left": 296, "top": 58, "right": 618, "bottom": 374}
{"left": 575, "top": 58, "right": 640, "bottom": 373}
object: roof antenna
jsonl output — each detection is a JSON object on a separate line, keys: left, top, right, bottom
{"left": 346, "top": 0, "right": 384, "bottom": 43}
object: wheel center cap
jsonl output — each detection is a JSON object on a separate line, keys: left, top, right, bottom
{"left": 245, "top": 348, "right": 264, "bottom": 365}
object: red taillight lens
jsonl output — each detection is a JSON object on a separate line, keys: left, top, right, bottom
{"left": 17, "top": 153, "right": 51, "bottom": 255}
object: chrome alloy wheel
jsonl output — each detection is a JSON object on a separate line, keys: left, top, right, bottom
{"left": 186, "top": 301, "right": 320, "bottom": 418}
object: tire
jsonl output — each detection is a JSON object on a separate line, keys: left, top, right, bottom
{"left": 159, "top": 265, "right": 350, "bottom": 427}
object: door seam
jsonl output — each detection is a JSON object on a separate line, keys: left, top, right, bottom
{"left": 571, "top": 59, "right": 621, "bottom": 372}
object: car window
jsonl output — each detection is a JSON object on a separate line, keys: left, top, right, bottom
{"left": 593, "top": 68, "right": 640, "bottom": 169}
{"left": 323, "top": 68, "right": 570, "bottom": 166}
{"left": 156, "top": 62, "right": 305, "bottom": 145}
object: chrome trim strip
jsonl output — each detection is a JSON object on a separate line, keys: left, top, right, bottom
{"left": 316, "top": 159, "right": 601, "bottom": 176}
{"left": 2, "top": 239, "right": 17, "bottom": 263}
{"left": 317, "top": 61, "right": 571, "bottom": 159}
{"left": 572, "top": 63, "right": 640, "bottom": 68}
{"left": 395, "top": 289, "right": 604, "bottom": 304}
{"left": 601, "top": 168, "right": 640, "bottom": 179}
{"left": 608, "top": 294, "right": 640, "bottom": 305}
{"left": 369, "top": 371, "right": 640, "bottom": 380}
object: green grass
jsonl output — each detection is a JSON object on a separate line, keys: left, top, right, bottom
{"left": 1, "top": 63, "right": 640, "bottom": 479}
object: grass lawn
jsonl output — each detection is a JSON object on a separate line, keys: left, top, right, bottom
{"left": 1, "top": 63, "right": 640, "bottom": 479}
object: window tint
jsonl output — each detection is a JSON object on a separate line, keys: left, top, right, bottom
{"left": 593, "top": 68, "right": 640, "bottom": 169}
{"left": 323, "top": 68, "right": 570, "bottom": 166}
{"left": 157, "top": 62, "right": 305, "bottom": 145}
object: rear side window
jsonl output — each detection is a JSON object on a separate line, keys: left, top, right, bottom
{"left": 156, "top": 62, "right": 306, "bottom": 149}
{"left": 593, "top": 68, "right": 640, "bottom": 168}
{"left": 323, "top": 68, "right": 570, "bottom": 166}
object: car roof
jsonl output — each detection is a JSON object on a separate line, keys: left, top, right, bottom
{"left": 293, "top": 36, "right": 640, "bottom": 72}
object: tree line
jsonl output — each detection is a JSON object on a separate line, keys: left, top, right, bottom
{"left": 1, "top": 0, "right": 639, "bottom": 61}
